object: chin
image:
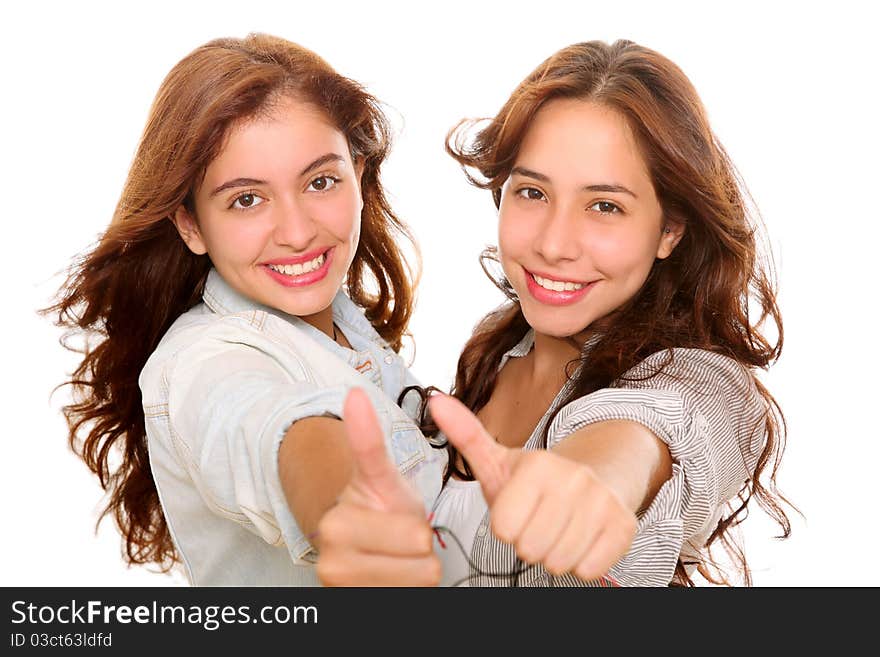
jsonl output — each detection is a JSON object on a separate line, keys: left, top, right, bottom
{"left": 521, "top": 308, "right": 592, "bottom": 340}
{"left": 271, "top": 290, "right": 334, "bottom": 317}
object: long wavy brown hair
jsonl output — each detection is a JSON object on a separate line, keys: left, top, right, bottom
{"left": 46, "top": 33, "right": 418, "bottom": 570}
{"left": 440, "top": 40, "right": 793, "bottom": 586}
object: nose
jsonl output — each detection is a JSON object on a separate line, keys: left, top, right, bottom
{"left": 534, "top": 202, "right": 581, "bottom": 264}
{"left": 272, "top": 197, "right": 318, "bottom": 251}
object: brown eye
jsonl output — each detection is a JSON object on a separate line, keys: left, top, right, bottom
{"left": 589, "top": 201, "right": 621, "bottom": 214}
{"left": 308, "top": 176, "right": 339, "bottom": 192}
{"left": 231, "top": 193, "right": 264, "bottom": 210}
{"left": 517, "top": 187, "right": 546, "bottom": 201}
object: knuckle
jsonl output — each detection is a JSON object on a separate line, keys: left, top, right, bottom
{"left": 490, "top": 515, "right": 515, "bottom": 544}
{"left": 520, "top": 450, "right": 545, "bottom": 471}
{"left": 423, "top": 556, "right": 443, "bottom": 586}
{"left": 608, "top": 508, "right": 638, "bottom": 540}
{"left": 422, "top": 525, "right": 438, "bottom": 553}
{"left": 574, "top": 559, "right": 600, "bottom": 582}
{"left": 543, "top": 557, "right": 568, "bottom": 576}
{"left": 315, "top": 557, "right": 341, "bottom": 586}
{"left": 568, "top": 465, "right": 594, "bottom": 492}
{"left": 317, "top": 510, "right": 346, "bottom": 541}
{"left": 413, "top": 523, "right": 434, "bottom": 553}
{"left": 516, "top": 541, "right": 540, "bottom": 565}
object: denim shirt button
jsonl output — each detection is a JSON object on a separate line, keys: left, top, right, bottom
{"left": 384, "top": 355, "right": 394, "bottom": 364}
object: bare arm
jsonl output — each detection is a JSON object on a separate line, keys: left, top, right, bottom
{"left": 551, "top": 419, "right": 673, "bottom": 515}
{"left": 278, "top": 416, "right": 353, "bottom": 546}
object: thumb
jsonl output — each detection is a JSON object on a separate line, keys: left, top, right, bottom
{"left": 342, "top": 387, "right": 417, "bottom": 513}
{"left": 428, "top": 394, "right": 511, "bottom": 502}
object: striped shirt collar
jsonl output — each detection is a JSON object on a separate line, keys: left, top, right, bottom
{"left": 501, "top": 327, "right": 602, "bottom": 367}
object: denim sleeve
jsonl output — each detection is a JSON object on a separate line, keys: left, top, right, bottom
{"left": 546, "top": 349, "right": 766, "bottom": 585}
{"left": 163, "top": 322, "right": 388, "bottom": 563}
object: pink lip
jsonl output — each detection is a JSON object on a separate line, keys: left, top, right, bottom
{"left": 261, "top": 247, "right": 334, "bottom": 288}
{"left": 523, "top": 268, "right": 597, "bottom": 306}
{"left": 261, "top": 248, "right": 329, "bottom": 266}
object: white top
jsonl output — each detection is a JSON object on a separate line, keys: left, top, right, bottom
{"left": 431, "top": 328, "right": 765, "bottom": 587}
{"left": 139, "top": 269, "right": 447, "bottom": 585}
{"left": 432, "top": 478, "right": 487, "bottom": 587}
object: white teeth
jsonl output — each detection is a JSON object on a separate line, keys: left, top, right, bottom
{"left": 268, "top": 253, "right": 325, "bottom": 276}
{"left": 533, "top": 274, "right": 584, "bottom": 292}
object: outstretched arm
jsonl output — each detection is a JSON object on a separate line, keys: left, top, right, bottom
{"left": 278, "top": 416, "right": 353, "bottom": 545}
{"left": 429, "top": 394, "right": 671, "bottom": 581}
{"left": 550, "top": 419, "right": 672, "bottom": 516}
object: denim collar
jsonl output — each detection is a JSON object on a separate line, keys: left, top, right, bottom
{"left": 201, "top": 268, "right": 388, "bottom": 352}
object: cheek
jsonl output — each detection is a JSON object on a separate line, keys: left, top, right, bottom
{"left": 312, "top": 192, "right": 361, "bottom": 242}
{"left": 199, "top": 215, "right": 269, "bottom": 262}
{"left": 497, "top": 207, "right": 534, "bottom": 258}
{"left": 590, "top": 228, "right": 660, "bottom": 279}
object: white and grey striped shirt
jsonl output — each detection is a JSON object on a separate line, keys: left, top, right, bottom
{"left": 431, "top": 329, "right": 765, "bottom": 587}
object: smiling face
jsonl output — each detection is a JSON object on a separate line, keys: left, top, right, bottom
{"left": 497, "top": 98, "right": 683, "bottom": 340}
{"left": 173, "top": 96, "right": 363, "bottom": 333}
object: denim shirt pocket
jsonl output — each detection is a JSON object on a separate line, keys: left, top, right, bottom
{"left": 389, "top": 421, "right": 427, "bottom": 474}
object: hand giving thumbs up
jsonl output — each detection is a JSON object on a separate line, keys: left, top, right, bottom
{"left": 428, "top": 393, "right": 634, "bottom": 583}
{"left": 315, "top": 388, "right": 441, "bottom": 586}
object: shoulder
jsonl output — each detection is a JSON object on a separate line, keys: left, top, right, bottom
{"left": 139, "top": 307, "right": 313, "bottom": 399}
{"left": 550, "top": 348, "right": 762, "bottom": 443}
{"left": 619, "top": 348, "right": 755, "bottom": 397}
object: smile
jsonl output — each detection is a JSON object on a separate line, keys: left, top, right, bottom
{"left": 524, "top": 268, "right": 596, "bottom": 306}
{"left": 532, "top": 274, "right": 585, "bottom": 292}
{"left": 262, "top": 248, "right": 334, "bottom": 287}
{"left": 267, "top": 253, "right": 324, "bottom": 276}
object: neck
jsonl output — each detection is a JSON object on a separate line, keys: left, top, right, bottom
{"left": 529, "top": 330, "right": 583, "bottom": 386}
{"left": 298, "top": 306, "right": 336, "bottom": 340}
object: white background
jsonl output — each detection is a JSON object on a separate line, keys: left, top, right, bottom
{"left": 3, "top": 0, "right": 877, "bottom": 586}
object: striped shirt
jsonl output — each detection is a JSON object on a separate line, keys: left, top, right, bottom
{"left": 431, "top": 329, "right": 765, "bottom": 587}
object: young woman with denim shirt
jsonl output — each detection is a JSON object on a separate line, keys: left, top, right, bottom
{"left": 48, "top": 33, "right": 446, "bottom": 585}
{"left": 316, "top": 40, "right": 793, "bottom": 587}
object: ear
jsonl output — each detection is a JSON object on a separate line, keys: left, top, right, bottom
{"left": 172, "top": 206, "right": 208, "bottom": 255}
{"left": 656, "top": 221, "right": 685, "bottom": 260}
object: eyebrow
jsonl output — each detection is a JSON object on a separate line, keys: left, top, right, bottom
{"left": 300, "top": 152, "right": 345, "bottom": 176}
{"left": 510, "top": 166, "right": 638, "bottom": 199}
{"left": 209, "top": 153, "right": 346, "bottom": 197}
{"left": 210, "top": 177, "right": 267, "bottom": 197}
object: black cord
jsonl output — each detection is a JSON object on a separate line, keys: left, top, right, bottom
{"left": 432, "top": 525, "right": 530, "bottom": 587}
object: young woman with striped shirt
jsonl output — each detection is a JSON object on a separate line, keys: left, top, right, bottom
{"left": 316, "top": 39, "right": 792, "bottom": 587}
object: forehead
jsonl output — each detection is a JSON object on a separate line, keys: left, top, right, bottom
{"left": 203, "top": 97, "right": 349, "bottom": 182}
{"left": 517, "top": 98, "right": 651, "bottom": 184}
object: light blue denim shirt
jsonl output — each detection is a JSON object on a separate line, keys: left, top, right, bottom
{"left": 139, "top": 269, "right": 446, "bottom": 585}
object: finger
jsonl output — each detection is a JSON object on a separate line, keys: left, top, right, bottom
{"left": 573, "top": 518, "right": 636, "bottom": 583}
{"left": 511, "top": 489, "right": 573, "bottom": 567}
{"left": 542, "top": 503, "right": 598, "bottom": 576}
{"left": 487, "top": 455, "right": 545, "bottom": 545}
{"left": 317, "top": 504, "right": 434, "bottom": 557}
{"left": 317, "top": 551, "right": 442, "bottom": 587}
{"left": 428, "top": 393, "right": 510, "bottom": 501}
{"left": 342, "top": 387, "right": 401, "bottom": 496}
